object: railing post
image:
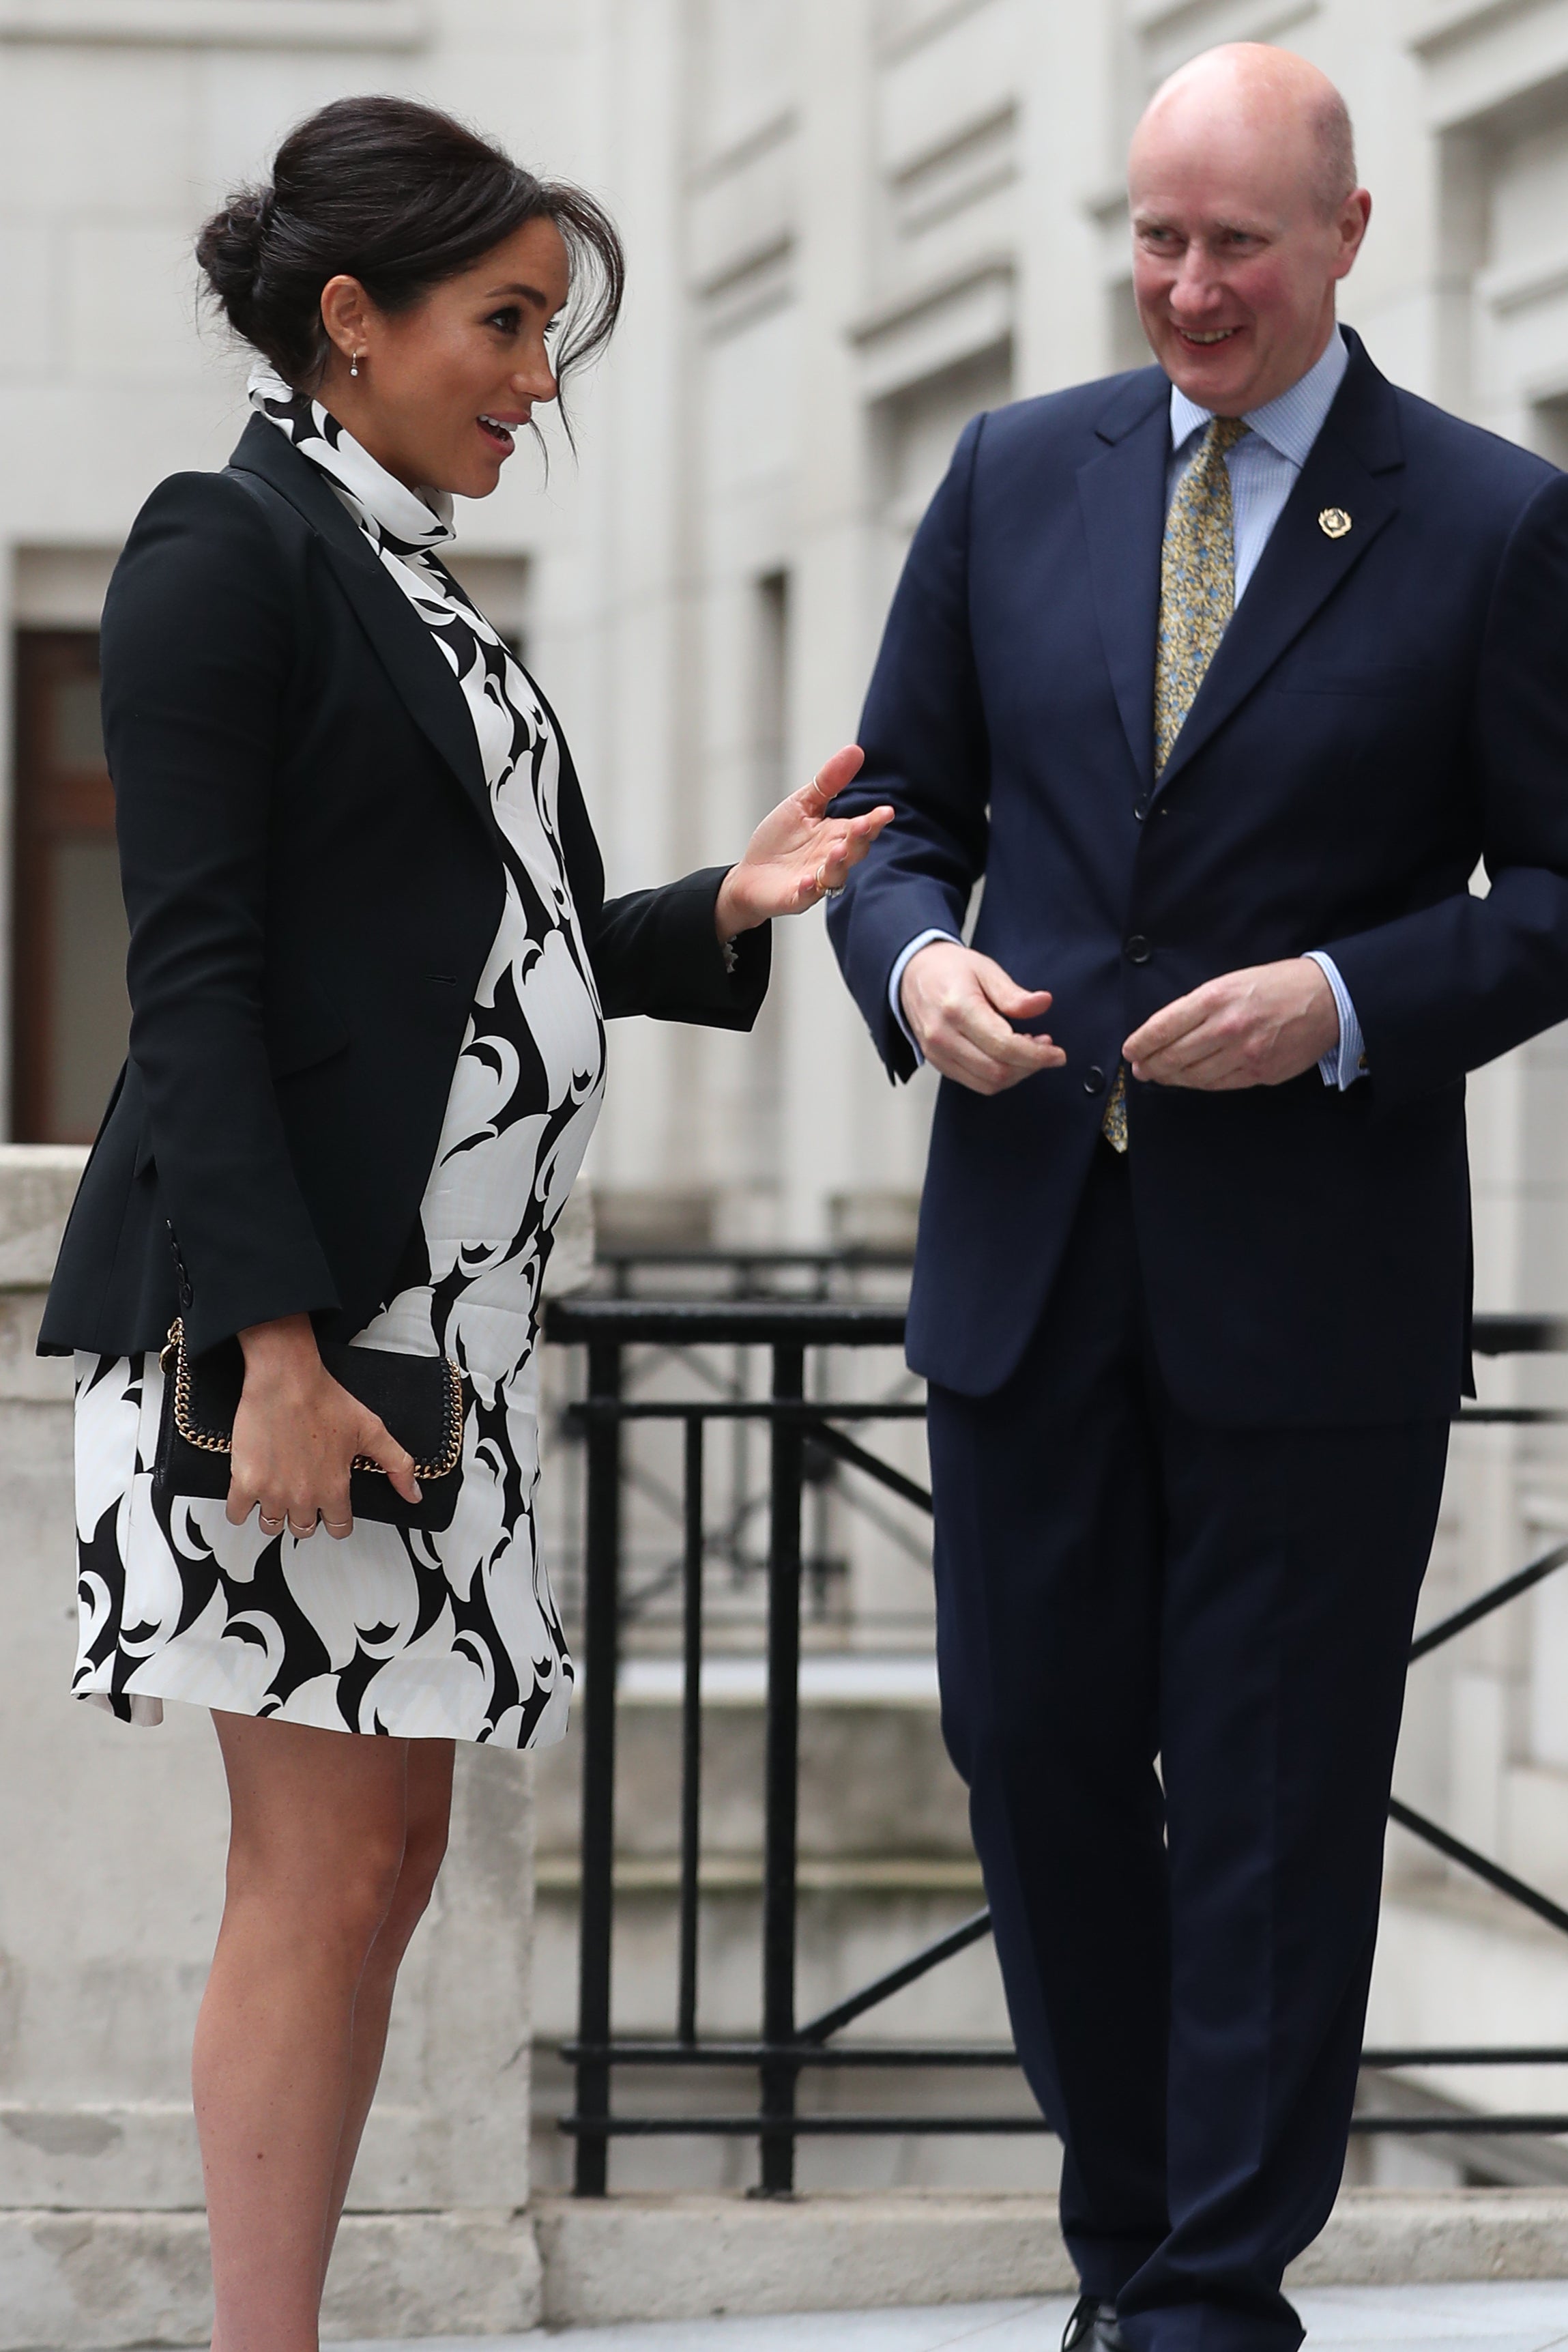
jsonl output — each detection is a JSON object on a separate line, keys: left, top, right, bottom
{"left": 758, "top": 1339, "right": 805, "bottom": 2192}
{"left": 573, "top": 1338, "right": 623, "bottom": 2195}
{"left": 678, "top": 1413, "right": 705, "bottom": 2045}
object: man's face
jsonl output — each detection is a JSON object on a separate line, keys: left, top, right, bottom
{"left": 1129, "top": 101, "right": 1369, "bottom": 414}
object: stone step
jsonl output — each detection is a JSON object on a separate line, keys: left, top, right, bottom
{"left": 529, "top": 1669, "right": 969, "bottom": 1868}
{"left": 6, "top": 2189, "right": 1568, "bottom": 2346}
{"left": 537, "top": 2189, "right": 1568, "bottom": 2329}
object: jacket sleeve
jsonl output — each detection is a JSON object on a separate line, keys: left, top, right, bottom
{"left": 825, "top": 415, "right": 992, "bottom": 1082}
{"left": 549, "top": 698, "right": 772, "bottom": 1029}
{"left": 1326, "top": 471, "right": 1568, "bottom": 1103}
{"left": 104, "top": 471, "right": 340, "bottom": 1354}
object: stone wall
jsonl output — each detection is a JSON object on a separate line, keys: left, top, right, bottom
{"left": 0, "top": 1147, "right": 543, "bottom": 2345}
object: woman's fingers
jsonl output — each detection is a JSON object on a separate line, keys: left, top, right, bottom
{"left": 809, "top": 807, "right": 897, "bottom": 897}
{"left": 227, "top": 1478, "right": 261, "bottom": 1529}
{"left": 358, "top": 1413, "right": 422, "bottom": 1507}
{"left": 312, "top": 1468, "right": 354, "bottom": 1540}
{"left": 800, "top": 743, "right": 866, "bottom": 812}
{"left": 825, "top": 808, "right": 895, "bottom": 872}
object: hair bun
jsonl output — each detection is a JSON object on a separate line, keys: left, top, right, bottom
{"left": 194, "top": 184, "right": 272, "bottom": 332}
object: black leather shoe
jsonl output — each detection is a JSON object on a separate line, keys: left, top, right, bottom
{"left": 1062, "top": 2296, "right": 1127, "bottom": 2352}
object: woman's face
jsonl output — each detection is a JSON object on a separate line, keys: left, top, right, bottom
{"left": 317, "top": 216, "right": 571, "bottom": 498}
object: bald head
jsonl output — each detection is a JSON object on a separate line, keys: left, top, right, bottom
{"left": 1139, "top": 45, "right": 1355, "bottom": 221}
{"left": 1127, "top": 44, "right": 1370, "bottom": 414}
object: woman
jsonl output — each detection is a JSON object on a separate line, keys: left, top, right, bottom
{"left": 40, "top": 94, "right": 889, "bottom": 2348}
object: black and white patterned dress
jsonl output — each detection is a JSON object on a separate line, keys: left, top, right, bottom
{"left": 71, "top": 367, "right": 605, "bottom": 1745}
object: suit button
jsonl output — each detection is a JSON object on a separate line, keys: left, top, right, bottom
{"left": 1133, "top": 797, "right": 1151, "bottom": 822}
{"left": 1124, "top": 935, "right": 1152, "bottom": 964}
{"left": 1084, "top": 1065, "right": 1106, "bottom": 1095}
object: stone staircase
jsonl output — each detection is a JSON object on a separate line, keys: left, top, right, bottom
{"left": 527, "top": 1652, "right": 1060, "bottom": 2196}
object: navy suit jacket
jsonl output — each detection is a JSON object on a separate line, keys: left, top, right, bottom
{"left": 828, "top": 334, "right": 1568, "bottom": 1422}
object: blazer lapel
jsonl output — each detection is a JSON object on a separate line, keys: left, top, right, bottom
{"left": 226, "top": 416, "right": 495, "bottom": 839}
{"left": 1077, "top": 371, "right": 1170, "bottom": 786}
{"left": 1154, "top": 340, "right": 1405, "bottom": 796}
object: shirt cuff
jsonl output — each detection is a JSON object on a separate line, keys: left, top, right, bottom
{"left": 1303, "top": 949, "right": 1367, "bottom": 1089}
{"left": 889, "top": 930, "right": 962, "bottom": 1063}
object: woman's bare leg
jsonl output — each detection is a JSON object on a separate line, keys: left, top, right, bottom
{"left": 196, "top": 1711, "right": 411, "bottom": 2352}
{"left": 319, "top": 1738, "right": 454, "bottom": 2286}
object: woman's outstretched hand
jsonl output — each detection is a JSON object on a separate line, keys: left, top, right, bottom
{"left": 713, "top": 745, "right": 892, "bottom": 939}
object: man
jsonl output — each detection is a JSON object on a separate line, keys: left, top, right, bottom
{"left": 828, "top": 42, "right": 1568, "bottom": 2352}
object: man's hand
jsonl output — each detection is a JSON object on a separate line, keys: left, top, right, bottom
{"left": 1124, "top": 958, "right": 1339, "bottom": 1091}
{"left": 900, "top": 941, "right": 1066, "bottom": 1095}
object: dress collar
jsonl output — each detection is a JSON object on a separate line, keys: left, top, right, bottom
{"left": 247, "top": 363, "right": 454, "bottom": 553}
{"left": 1167, "top": 326, "right": 1349, "bottom": 466}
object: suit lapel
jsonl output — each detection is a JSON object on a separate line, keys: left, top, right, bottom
{"left": 227, "top": 415, "right": 495, "bottom": 838}
{"left": 1154, "top": 339, "right": 1405, "bottom": 796}
{"left": 1076, "top": 371, "right": 1170, "bottom": 786}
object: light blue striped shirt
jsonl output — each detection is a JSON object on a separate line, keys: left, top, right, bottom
{"left": 890, "top": 326, "right": 1367, "bottom": 1088}
{"left": 1167, "top": 327, "right": 1347, "bottom": 600}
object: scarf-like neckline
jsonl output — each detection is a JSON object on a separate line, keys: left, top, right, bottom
{"left": 248, "top": 362, "right": 455, "bottom": 556}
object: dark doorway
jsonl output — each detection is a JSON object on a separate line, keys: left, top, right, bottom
{"left": 12, "top": 630, "right": 129, "bottom": 1144}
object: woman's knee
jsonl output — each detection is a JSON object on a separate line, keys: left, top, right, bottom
{"left": 226, "top": 1820, "right": 407, "bottom": 1960}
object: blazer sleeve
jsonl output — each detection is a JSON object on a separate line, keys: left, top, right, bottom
{"left": 825, "top": 416, "right": 992, "bottom": 1081}
{"left": 1326, "top": 471, "right": 1568, "bottom": 1102}
{"left": 104, "top": 471, "right": 341, "bottom": 1355}
{"left": 545, "top": 690, "right": 772, "bottom": 1029}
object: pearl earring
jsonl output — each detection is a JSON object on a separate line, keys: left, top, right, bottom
{"left": 350, "top": 352, "right": 362, "bottom": 378}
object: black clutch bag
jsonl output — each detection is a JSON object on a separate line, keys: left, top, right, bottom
{"left": 151, "top": 1320, "right": 469, "bottom": 1534}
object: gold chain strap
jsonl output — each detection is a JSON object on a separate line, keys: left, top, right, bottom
{"left": 160, "top": 1320, "right": 465, "bottom": 1482}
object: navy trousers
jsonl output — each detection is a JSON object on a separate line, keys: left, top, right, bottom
{"left": 925, "top": 1145, "right": 1449, "bottom": 2352}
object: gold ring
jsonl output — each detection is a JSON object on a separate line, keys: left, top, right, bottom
{"left": 323, "top": 1519, "right": 352, "bottom": 1535}
{"left": 258, "top": 1512, "right": 285, "bottom": 1536}
{"left": 287, "top": 1517, "right": 316, "bottom": 1540}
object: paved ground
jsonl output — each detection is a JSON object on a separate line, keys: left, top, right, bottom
{"left": 344, "top": 2281, "right": 1568, "bottom": 2350}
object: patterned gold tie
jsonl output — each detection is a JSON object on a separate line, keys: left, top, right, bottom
{"left": 1102, "top": 414, "right": 1250, "bottom": 1153}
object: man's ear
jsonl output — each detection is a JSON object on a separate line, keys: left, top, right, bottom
{"left": 1333, "top": 188, "right": 1372, "bottom": 280}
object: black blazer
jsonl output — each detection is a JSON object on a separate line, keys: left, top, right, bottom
{"left": 41, "top": 414, "right": 769, "bottom": 1360}
{"left": 830, "top": 335, "right": 1568, "bottom": 1419}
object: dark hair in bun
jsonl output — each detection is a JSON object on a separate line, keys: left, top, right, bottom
{"left": 196, "top": 94, "right": 623, "bottom": 420}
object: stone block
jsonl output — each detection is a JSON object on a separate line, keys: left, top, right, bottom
{"left": 534, "top": 2189, "right": 1077, "bottom": 2327}
{"left": 1290, "top": 2189, "right": 1568, "bottom": 2285}
{"left": 0, "top": 1147, "right": 87, "bottom": 1289}
{"left": 0, "top": 2209, "right": 212, "bottom": 2351}
{"left": 534, "top": 2187, "right": 1568, "bottom": 2327}
{"left": 0, "top": 2207, "right": 540, "bottom": 2349}
{"left": 320, "top": 2211, "right": 541, "bottom": 2339}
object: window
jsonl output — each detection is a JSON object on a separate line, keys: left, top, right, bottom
{"left": 12, "top": 631, "right": 129, "bottom": 1144}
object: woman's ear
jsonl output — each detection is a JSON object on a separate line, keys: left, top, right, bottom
{"left": 319, "top": 274, "right": 371, "bottom": 367}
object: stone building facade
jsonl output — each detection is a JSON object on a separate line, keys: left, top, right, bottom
{"left": 4, "top": 0, "right": 1568, "bottom": 2322}
{"left": 4, "top": 0, "right": 1568, "bottom": 1250}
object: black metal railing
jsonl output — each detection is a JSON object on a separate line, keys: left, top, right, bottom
{"left": 593, "top": 1242, "right": 916, "bottom": 1301}
{"left": 547, "top": 1295, "right": 1568, "bottom": 2192}
{"left": 552, "top": 1246, "right": 922, "bottom": 1635}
